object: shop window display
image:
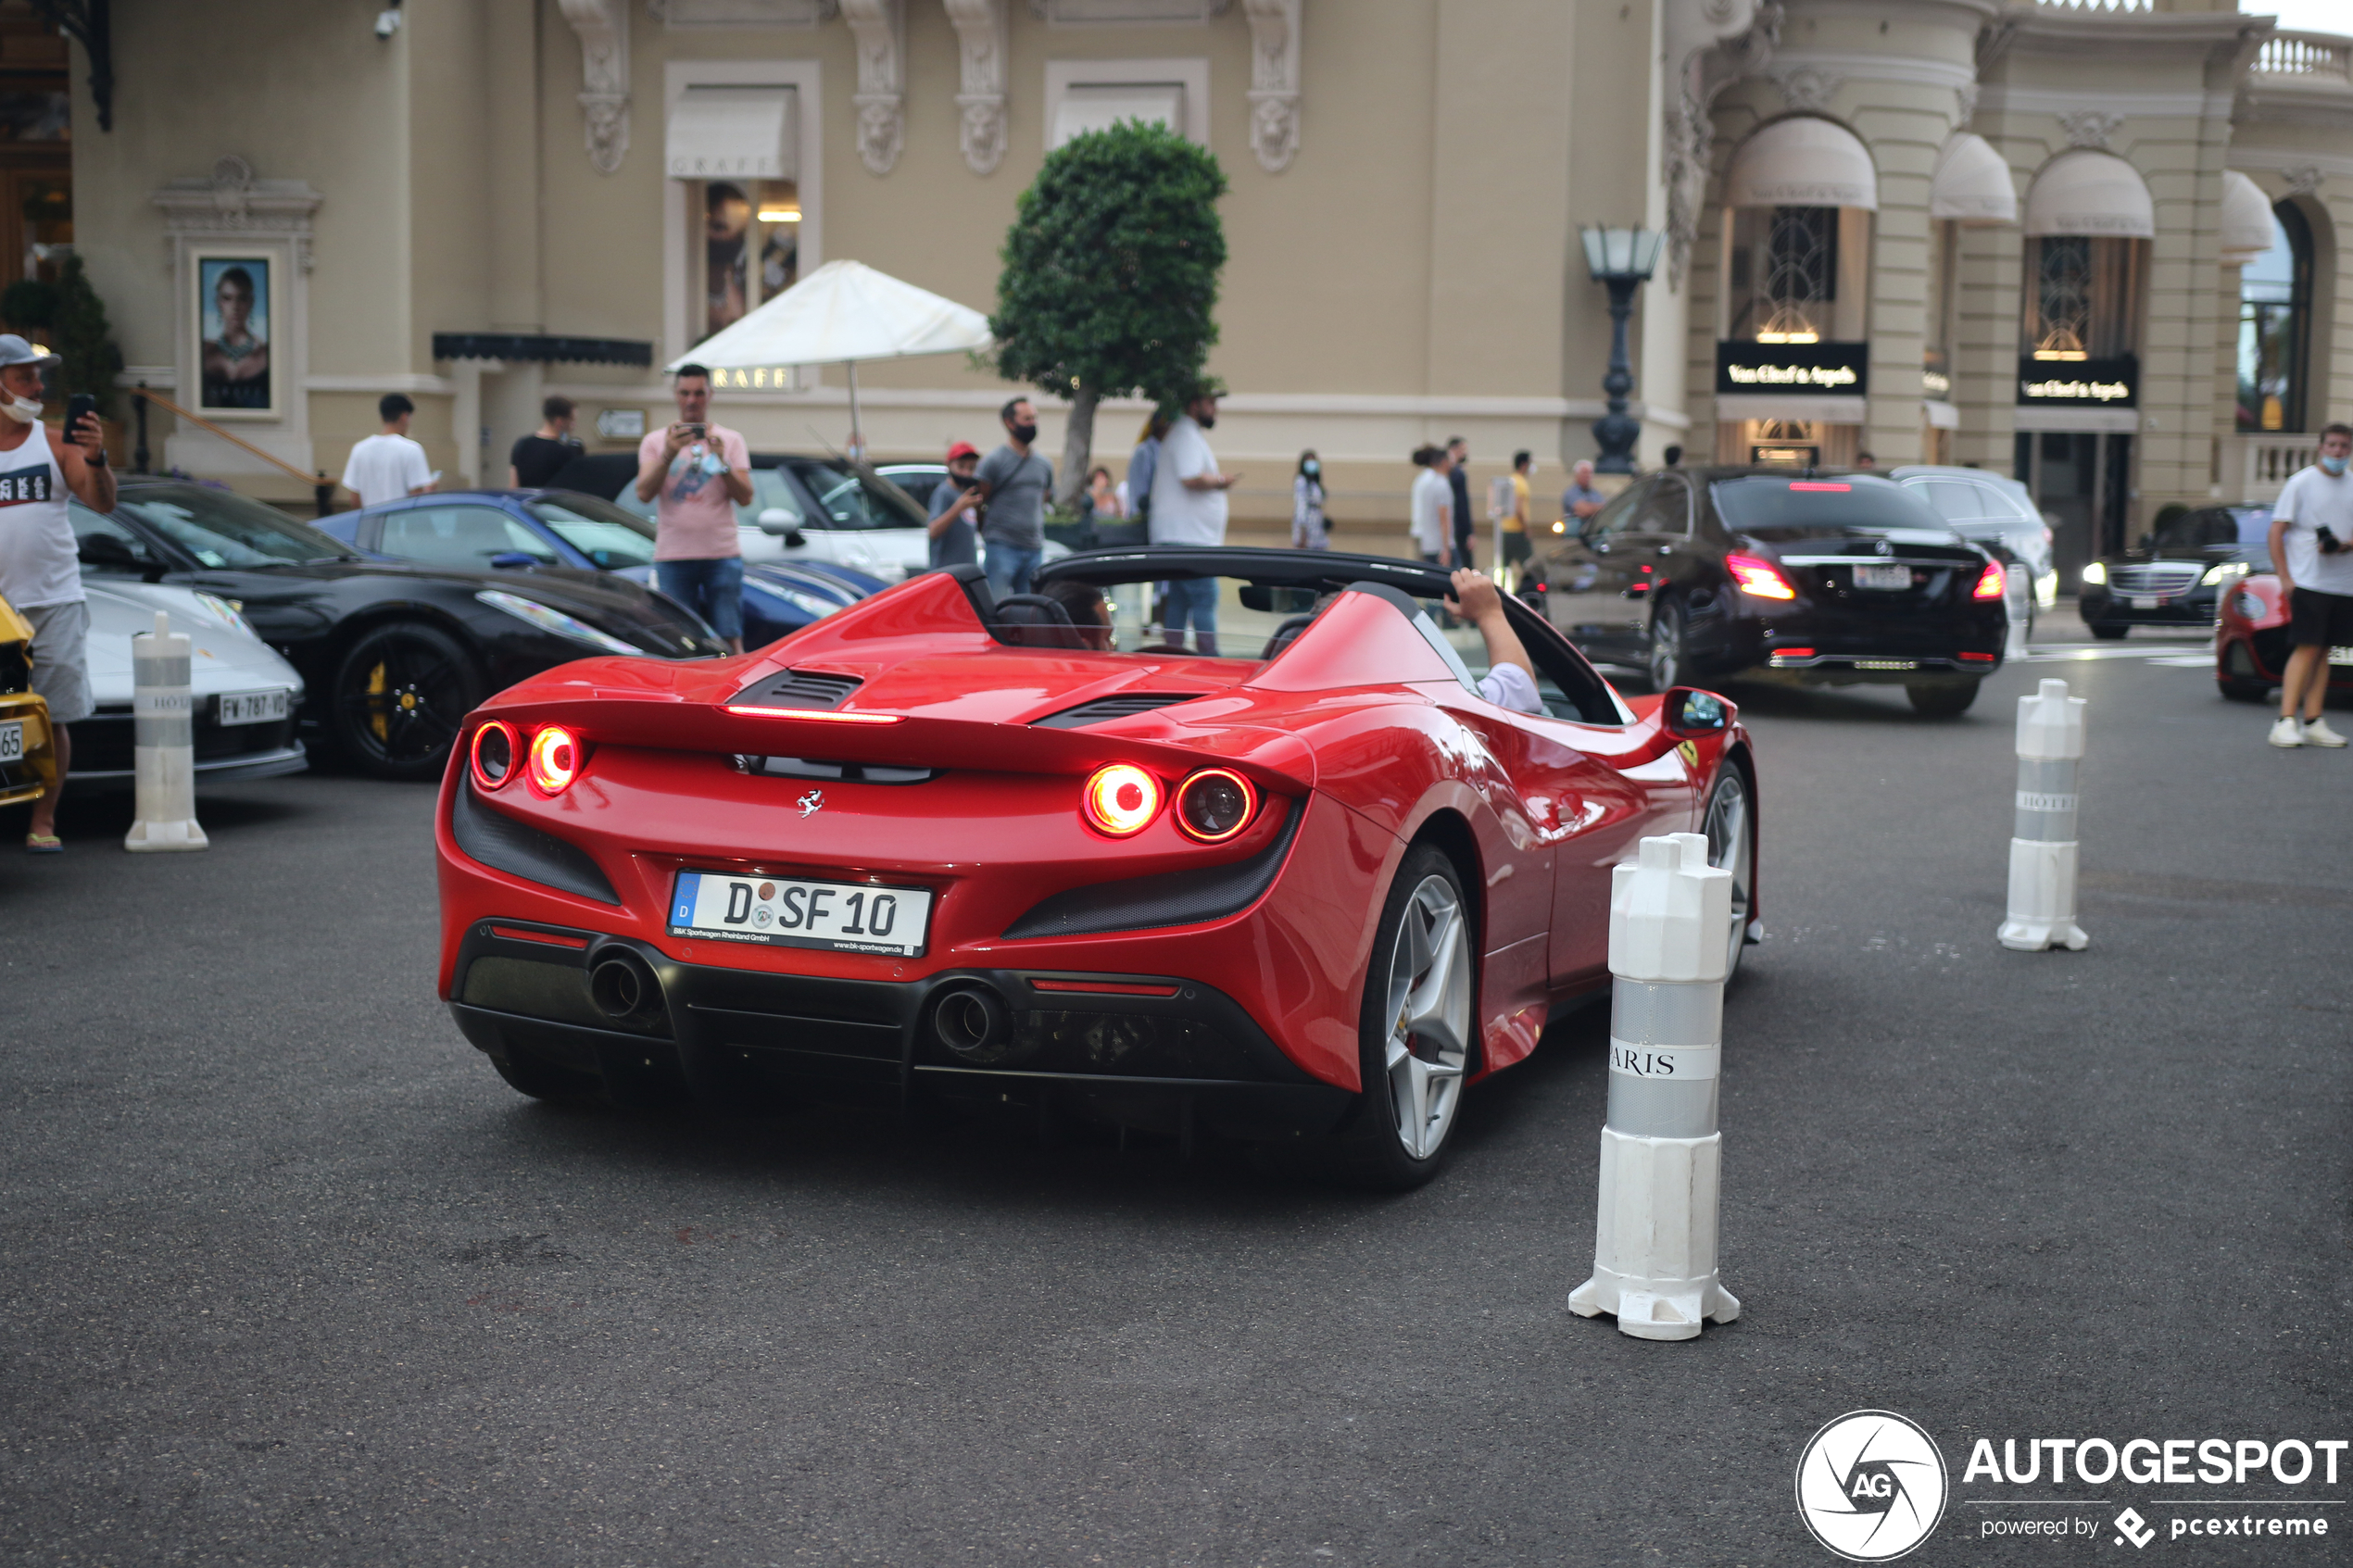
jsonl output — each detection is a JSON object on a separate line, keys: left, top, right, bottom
{"left": 698, "top": 178, "right": 799, "bottom": 344}
{"left": 2236, "top": 202, "right": 2311, "bottom": 433}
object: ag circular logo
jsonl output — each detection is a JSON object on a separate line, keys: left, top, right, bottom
{"left": 1795, "top": 1410, "right": 1948, "bottom": 1562}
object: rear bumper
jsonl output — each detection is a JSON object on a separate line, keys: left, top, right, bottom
{"left": 1748, "top": 651, "right": 1997, "bottom": 687}
{"left": 64, "top": 743, "right": 310, "bottom": 788}
{"left": 448, "top": 919, "right": 1355, "bottom": 1137}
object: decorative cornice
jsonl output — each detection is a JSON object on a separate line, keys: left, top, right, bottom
{"left": 1660, "top": 0, "right": 1781, "bottom": 289}
{"left": 1772, "top": 64, "right": 1843, "bottom": 112}
{"left": 839, "top": 0, "right": 905, "bottom": 174}
{"left": 2057, "top": 108, "right": 2123, "bottom": 150}
{"left": 1241, "top": 0, "right": 1301, "bottom": 173}
{"left": 942, "top": 0, "right": 1008, "bottom": 175}
{"left": 2283, "top": 164, "right": 2325, "bottom": 196}
{"left": 558, "top": 0, "right": 631, "bottom": 174}
{"left": 151, "top": 157, "right": 324, "bottom": 270}
{"left": 1028, "top": 0, "right": 1227, "bottom": 21}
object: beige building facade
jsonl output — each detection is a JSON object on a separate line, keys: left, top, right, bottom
{"left": 59, "top": 0, "right": 2353, "bottom": 572}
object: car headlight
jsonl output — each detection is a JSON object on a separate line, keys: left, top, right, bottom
{"left": 475, "top": 590, "right": 643, "bottom": 655}
{"left": 195, "top": 592, "right": 253, "bottom": 635}
{"left": 2081, "top": 561, "right": 2107, "bottom": 586}
{"left": 2200, "top": 561, "right": 2250, "bottom": 587}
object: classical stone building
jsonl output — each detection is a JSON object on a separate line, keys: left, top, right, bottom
{"left": 58, "top": 0, "right": 2353, "bottom": 572}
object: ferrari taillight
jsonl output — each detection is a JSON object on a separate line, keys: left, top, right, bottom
{"left": 470, "top": 720, "right": 518, "bottom": 792}
{"left": 1726, "top": 554, "right": 1795, "bottom": 600}
{"left": 527, "top": 723, "right": 583, "bottom": 796}
{"left": 1972, "top": 561, "right": 2006, "bottom": 600}
{"left": 1082, "top": 764, "right": 1161, "bottom": 836}
{"left": 1176, "top": 768, "right": 1257, "bottom": 843}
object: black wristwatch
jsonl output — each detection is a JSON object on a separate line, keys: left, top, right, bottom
{"left": 86, "top": 447, "right": 107, "bottom": 468}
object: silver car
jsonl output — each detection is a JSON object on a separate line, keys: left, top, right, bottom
{"left": 1890, "top": 466, "right": 2058, "bottom": 633}
{"left": 72, "top": 579, "right": 308, "bottom": 787}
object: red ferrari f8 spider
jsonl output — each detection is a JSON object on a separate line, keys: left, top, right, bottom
{"left": 436, "top": 548, "right": 1760, "bottom": 1186}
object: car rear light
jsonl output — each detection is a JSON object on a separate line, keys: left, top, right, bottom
{"left": 723, "top": 705, "right": 903, "bottom": 724}
{"left": 470, "top": 720, "right": 518, "bottom": 792}
{"left": 527, "top": 723, "right": 583, "bottom": 796}
{"left": 1081, "top": 763, "right": 1161, "bottom": 836}
{"left": 1028, "top": 978, "right": 1182, "bottom": 997}
{"left": 1726, "top": 553, "right": 1796, "bottom": 600}
{"left": 1972, "top": 561, "right": 2006, "bottom": 600}
{"left": 1959, "top": 651, "right": 1996, "bottom": 662}
{"left": 1175, "top": 767, "right": 1257, "bottom": 843}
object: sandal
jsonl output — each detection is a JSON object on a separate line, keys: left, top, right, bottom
{"left": 24, "top": 833, "right": 62, "bottom": 853}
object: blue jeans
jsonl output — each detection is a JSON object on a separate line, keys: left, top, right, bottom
{"left": 656, "top": 556, "right": 745, "bottom": 641}
{"left": 1164, "top": 575, "right": 1219, "bottom": 657}
{"left": 984, "top": 543, "right": 1043, "bottom": 598}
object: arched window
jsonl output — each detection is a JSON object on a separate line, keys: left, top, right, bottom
{"left": 2238, "top": 202, "right": 2313, "bottom": 433}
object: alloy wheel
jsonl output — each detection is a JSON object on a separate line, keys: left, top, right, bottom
{"left": 1702, "top": 771, "right": 1754, "bottom": 979}
{"left": 1381, "top": 873, "right": 1473, "bottom": 1160}
{"left": 1649, "top": 608, "right": 1682, "bottom": 691}
{"left": 335, "top": 625, "right": 475, "bottom": 773}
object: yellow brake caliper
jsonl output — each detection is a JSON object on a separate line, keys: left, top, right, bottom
{"left": 367, "top": 660, "right": 388, "bottom": 742}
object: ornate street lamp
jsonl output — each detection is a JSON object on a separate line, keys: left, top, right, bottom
{"left": 1579, "top": 225, "right": 1665, "bottom": 474}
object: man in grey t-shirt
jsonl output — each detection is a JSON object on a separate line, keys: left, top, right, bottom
{"left": 974, "top": 395, "right": 1054, "bottom": 597}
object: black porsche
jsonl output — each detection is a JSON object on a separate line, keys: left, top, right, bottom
{"left": 69, "top": 478, "right": 727, "bottom": 780}
{"left": 1526, "top": 467, "right": 2009, "bottom": 717}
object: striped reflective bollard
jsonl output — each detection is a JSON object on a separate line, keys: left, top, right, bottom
{"left": 1997, "top": 676, "right": 2085, "bottom": 952}
{"left": 124, "top": 610, "right": 208, "bottom": 853}
{"left": 1569, "top": 831, "right": 1740, "bottom": 1342}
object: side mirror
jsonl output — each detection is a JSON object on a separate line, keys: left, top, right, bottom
{"left": 488, "top": 551, "right": 539, "bottom": 569}
{"left": 1664, "top": 685, "right": 1730, "bottom": 735}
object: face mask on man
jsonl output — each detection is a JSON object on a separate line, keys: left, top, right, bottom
{"left": 0, "top": 393, "right": 42, "bottom": 424}
{"left": 2322, "top": 454, "right": 2349, "bottom": 477}
{"left": 1009, "top": 420, "right": 1038, "bottom": 445}
{"left": 1195, "top": 412, "right": 1216, "bottom": 430}
{"left": 1302, "top": 460, "right": 1320, "bottom": 477}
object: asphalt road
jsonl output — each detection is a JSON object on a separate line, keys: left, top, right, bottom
{"left": 3, "top": 636, "right": 2347, "bottom": 1566}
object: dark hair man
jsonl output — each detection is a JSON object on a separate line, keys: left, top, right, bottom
{"left": 970, "top": 396, "right": 1053, "bottom": 597}
{"left": 2267, "top": 420, "right": 2353, "bottom": 748}
{"left": 509, "top": 395, "right": 582, "bottom": 488}
{"left": 1446, "top": 434, "right": 1474, "bottom": 570}
{"left": 341, "top": 392, "right": 434, "bottom": 508}
{"left": 635, "top": 363, "right": 754, "bottom": 654}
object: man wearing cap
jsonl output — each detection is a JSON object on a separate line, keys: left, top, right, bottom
{"left": 0, "top": 335, "right": 116, "bottom": 850}
{"left": 926, "top": 442, "right": 983, "bottom": 571}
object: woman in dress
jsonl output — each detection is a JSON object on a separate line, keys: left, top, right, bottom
{"left": 1291, "top": 448, "right": 1328, "bottom": 549}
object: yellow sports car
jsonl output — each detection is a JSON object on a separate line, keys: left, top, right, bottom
{"left": 0, "top": 591, "right": 57, "bottom": 809}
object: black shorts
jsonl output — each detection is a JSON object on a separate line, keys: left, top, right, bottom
{"left": 1500, "top": 532, "right": 1532, "bottom": 566}
{"left": 2288, "top": 586, "right": 2353, "bottom": 647}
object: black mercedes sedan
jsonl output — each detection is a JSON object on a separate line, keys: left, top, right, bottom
{"left": 2078, "top": 502, "right": 2271, "bottom": 639}
{"left": 70, "top": 479, "right": 728, "bottom": 780}
{"left": 1525, "top": 467, "right": 2008, "bottom": 716}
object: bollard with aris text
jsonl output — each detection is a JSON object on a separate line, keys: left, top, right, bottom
{"left": 125, "top": 610, "right": 208, "bottom": 853}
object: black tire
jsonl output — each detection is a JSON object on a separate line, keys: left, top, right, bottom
{"left": 490, "top": 1051, "right": 602, "bottom": 1105}
{"left": 1699, "top": 767, "right": 1755, "bottom": 984}
{"left": 1906, "top": 680, "right": 1981, "bottom": 718}
{"left": 1323, "top": 844, "right": 1476, "bottom": 1191}
{"left": 2219, "top": 641, "right": 2271, "bottom": 702}
{"left": 2219, "top": 680, "right": 2271, "bottom": 704}
{"left": 1647, "top": 601, "right": 1685, "bottom": 692}
{"left": 331, "top": 621, "right": 484, "bottom": 781}
{"left": 2089, "top": 622, "right": 2129, "bottom": 641}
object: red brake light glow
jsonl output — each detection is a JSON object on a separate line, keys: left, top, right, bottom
{"left": 1788, "top": 481, "right": 1852, "bottom": 492}
{"left": 1959, "top": 651, "right": 1996, "bottom": 662}
{"left": 1082, "top": 764, "right": 1161, "bottom": 836}
{"left": 527, "top": 723, "right": 583, "bottom": 796}
{"left": 723, "top": 706, "right": 904, "bottom": 724}
{"left": 1175, "top": 768, "right": 1258, "bottom": 844}
{"left": 1726, "top": 553, "right": 1797, "bottom": 600}
{"left": 469, "top": 719, "right": 518, "bottom": 792}
{"left": 1028, "top": 979, "right": 1182, "bottom": 997}
{"left": 1972, "top": 561, "right": 2006, "bottom": 600}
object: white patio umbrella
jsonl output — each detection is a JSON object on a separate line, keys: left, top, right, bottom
{"left": 668, "top": 259, "right": 994, "bottom": 454}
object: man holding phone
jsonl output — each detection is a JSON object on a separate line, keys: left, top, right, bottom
{"left": 0, "top": 335, "right": 116, "bottom": 850}
{"left": 636, "top": 362, "right": 753, "bottom": 654}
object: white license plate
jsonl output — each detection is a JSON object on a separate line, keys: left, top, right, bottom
{"left": 0, "top": 720, "right": 19, "bottom": 762}
{"left": 2130, "top": 596, "right": 2160, "bottom": 610}
{"left": 668, "top": 870, "right": 933, "bottom": 958}
{"left": 217, "top": 689, "right": 290, "bottom": 726}
{"left": 1853, "top": 565, "right": 1911, "bottom": 591}
{"left": 2333, "top": 646, "right": 2353, "bottom": 667}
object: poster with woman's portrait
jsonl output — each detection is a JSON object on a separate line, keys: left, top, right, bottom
{"left": 198, "top": 256, "right": 271, "bottom": 414}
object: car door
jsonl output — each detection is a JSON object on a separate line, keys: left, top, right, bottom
{"left": 1542, "top": 477, "right": 1655, "bottom": 661}
{"left": 1622, "top": 472, "right": 1697, "bottom": 633}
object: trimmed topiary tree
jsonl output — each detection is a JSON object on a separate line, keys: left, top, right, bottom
{"left": 989, "top": 119, "right": 1227, "bottom": 510}
{"left": 54, "top": 257, "right": 123, "bottom": 420}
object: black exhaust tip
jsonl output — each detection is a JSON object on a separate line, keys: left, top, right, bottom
{"left": 930, "top": 984, "right": 1012, "bottom": 1064}
{"left": 587, "top": 945, "right": 666, "bottom": 1029}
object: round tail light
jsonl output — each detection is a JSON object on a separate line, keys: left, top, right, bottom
{"left": 527, "top": 723, "right": 583, "bottom": 795}
{"left": 469, "top": 720, "right": 518, "bottom": 792}
{"left": 1176, "top": 768, "right": 1257, "bottom": 843}
{"left": 1081, "top": 763, "right": 1161, "bottom": 836}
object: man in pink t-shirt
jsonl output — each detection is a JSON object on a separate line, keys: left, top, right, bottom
{"left": 635, "top": 363, "right": 754, "bottom": 652}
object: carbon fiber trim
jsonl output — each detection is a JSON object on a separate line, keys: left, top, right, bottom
{"left": 1000, "top": 799, "right": 1302, "bottom": 940}
{"left": 1031, "top": 692, "right": 1206, "bottom": 729}
{"left": 451, "top": 780, "right": 621, "bottom": 904}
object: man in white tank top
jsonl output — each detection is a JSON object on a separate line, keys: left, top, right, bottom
{"left": 0, "top": 333, "right": 119, "bottom": 850}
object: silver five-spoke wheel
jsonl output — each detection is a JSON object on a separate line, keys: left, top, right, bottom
{"left": 1701, "top": 769, "right": 1754, "bottom": 981}
{"left": 1382, "top": 872, "right": 1473, "bottom": 1160}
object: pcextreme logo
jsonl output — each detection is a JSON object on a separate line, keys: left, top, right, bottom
{"left": 1795, "top": 1411, "right": 1950, "bottom": 1562}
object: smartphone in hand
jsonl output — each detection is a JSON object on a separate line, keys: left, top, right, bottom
{"left": 64, "top": 393, "right": 96, "bottom": 439}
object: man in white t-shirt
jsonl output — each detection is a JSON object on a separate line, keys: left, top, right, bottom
{"left": 2265, "top": 420, "right": 2353, "bottom": 748}
{"left": 340, "top": 394, "right": 435, "bottom": 509}
{"left": 1410, "top": 445, "right": 1453, "bottom": 564}
{"left": 1148, "top": 387, "right": 1238, "bottom": 655}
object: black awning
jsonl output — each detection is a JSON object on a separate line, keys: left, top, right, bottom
{"left": 432, "top": 333, "right": 653, "bottom": 368}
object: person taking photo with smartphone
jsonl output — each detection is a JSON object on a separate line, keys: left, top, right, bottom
{"left": 0, "top": 335, "right": 117, "bottom": 851}
{"left": 636, "top": 362, "right": 753, "bottom": 654}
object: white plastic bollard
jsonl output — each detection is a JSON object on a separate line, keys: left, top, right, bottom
{"left": 1569, "top": 831, "right": 1740, "bottom": 1342}
{"left": 124, "top": 610, "right": 208, "bottom": 853}
{"left": 1998, "top": 676, "right": 2085, "bottom": 952}
{"left": 2004, "top": 571, "right": 2032, "bottom": 659}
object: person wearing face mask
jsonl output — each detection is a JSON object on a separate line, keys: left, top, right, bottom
{"left": 1291, "top": 449, "right": 1327, "bottom": 550}
{"left": 2265, "top": 420, "right": 2353, "bottom": 748}
{"left": 973, "top": 395, "right": 1053, "bottom": 597}
{"left": 1149, "top": 385, "right": 1239, "bottom": 655}
{"left": 0, "top": 335, "right": 117, "bottom": 851}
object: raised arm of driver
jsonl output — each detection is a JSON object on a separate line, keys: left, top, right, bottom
{"left": 1445, "top": 569, "right": 1534, "bottom": 681}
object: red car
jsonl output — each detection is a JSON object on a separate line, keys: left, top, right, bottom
{"left": 435, "top": 548, "right": 1759, "bottom": 1187}
{"left": 2216, "top": 571, "right": 2353, "bottom": 702}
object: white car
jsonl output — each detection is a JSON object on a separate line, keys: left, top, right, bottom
{"left": 71, "top": 579, "right": 308, "bottom": 786}
{"left": 1889, "top": 465, "right": 2060, "bottom": 631}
